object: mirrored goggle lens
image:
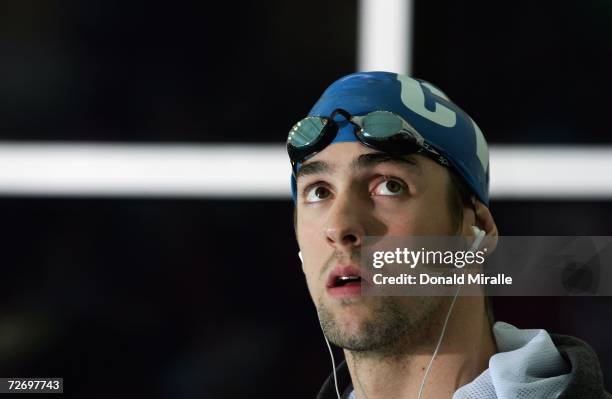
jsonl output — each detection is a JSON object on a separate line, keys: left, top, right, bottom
{"left": 360, "top": 111, "right": 404, "bottom": 139}
{"left": 287, "top": 117, "right": 328, "bottom": 148}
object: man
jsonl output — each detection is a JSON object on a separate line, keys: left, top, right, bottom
{"left": 286, "top": 71, "right": 610, "bottom": 398}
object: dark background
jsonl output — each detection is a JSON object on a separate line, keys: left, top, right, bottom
{"left": 0, "top": 1, "right": 611, "bottom": 398}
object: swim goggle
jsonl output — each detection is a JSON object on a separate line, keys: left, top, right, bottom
{"left": 287, "top": 108, "right": 450, "bottom": 176}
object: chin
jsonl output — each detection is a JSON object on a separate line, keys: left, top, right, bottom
{"left": 326, "top": 300, "right": 377, "bottom": 330}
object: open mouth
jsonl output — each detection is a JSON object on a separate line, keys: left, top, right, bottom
{"left": 333, "top": 275, "right": 362, "bottom": 287}
{"left": 326, "top": 265, "right": 364, "bottom": 296}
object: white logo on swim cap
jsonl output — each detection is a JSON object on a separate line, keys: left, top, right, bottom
{"left": 397, "top": 75, "right": 457, "bottom": 128}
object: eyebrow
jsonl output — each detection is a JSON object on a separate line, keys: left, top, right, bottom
{"left": 296, "top": 152, "right": 422, "bottom": 181}
{"left": 295, "top": 160, "right": 334, "bottom": 180}
{"left": 353, "top": 152, "right": 422, "bottom": 175}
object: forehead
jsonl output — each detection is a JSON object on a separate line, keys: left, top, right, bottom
{"left": 305, "top": 142, "right": 374, "bottom": 162}
{"left": 296, "top": 142, "right": 431, "bottom": 180}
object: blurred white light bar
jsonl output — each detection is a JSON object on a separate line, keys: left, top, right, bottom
{"left": 0, "top": 143, "right": 289, "bottom": 198}
{"left": 0, "top": 143, "right": 611, "bottom": 199}
{"left": 358, "top": 0, "right": 412, "bottom": 75}
{"left": 490, "top": 145, "right": 612, "bottom": 199}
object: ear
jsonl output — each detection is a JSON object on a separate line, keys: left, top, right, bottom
{"left": 473, "top": 199, "right": 499, "bottom": 253}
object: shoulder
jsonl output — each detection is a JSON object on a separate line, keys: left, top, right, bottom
{"left": 551, "top": 333, "right": 612, "bottom": 399}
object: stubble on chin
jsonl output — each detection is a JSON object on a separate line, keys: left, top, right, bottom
{"left": 316, "top": 295, "right": 448, "bottom": 358}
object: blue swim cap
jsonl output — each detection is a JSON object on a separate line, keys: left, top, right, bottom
{"left": 289, "top": 71, "right": 490, "bottom": 206}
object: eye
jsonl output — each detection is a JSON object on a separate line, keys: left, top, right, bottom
{"left": 305, "top": 185, "right": 332, "bottom": 202}
{"left": 373, "top": 179, "right": 405, "bottom": 196}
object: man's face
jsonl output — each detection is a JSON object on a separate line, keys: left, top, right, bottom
{"left": 295, "top": 142, "right": 461, "bottom": 353}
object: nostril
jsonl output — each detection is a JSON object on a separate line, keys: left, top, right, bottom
{"left": 343, "top": 234, "right": 358, "bottom": 244}
{"left": 325, "top": 227, "right": 363, "bottom": 247}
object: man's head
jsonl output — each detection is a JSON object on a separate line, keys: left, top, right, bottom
{"left": 289, "top": 72, "right": 490, "bottom": 206}
{"left": 287, "top": 72, "right": 497, "bottom": 354}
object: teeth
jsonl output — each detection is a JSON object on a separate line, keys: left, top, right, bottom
{"left": 334, "top": 275, "right": 361, "bottom": 287}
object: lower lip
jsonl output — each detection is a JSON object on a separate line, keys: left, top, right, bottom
{"left": 327, "top": 282, "right": 362, "bottom": 298}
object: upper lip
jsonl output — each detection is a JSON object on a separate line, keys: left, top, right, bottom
{"left": 326, "top": 264, "right": 365, "bottom": 288}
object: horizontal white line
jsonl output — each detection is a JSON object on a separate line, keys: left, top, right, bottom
{"left": 490, "top": 145, "right": 612, "bottom": 199}
{"left": 0, "top": 142, "right": 610, "bottom": 199}
{"left": 0, "top": 143, "right": 289, "bottom": 198}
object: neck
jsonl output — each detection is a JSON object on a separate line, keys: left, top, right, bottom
{"left": 344, "top": 296, "right": 496, "bottom": 399}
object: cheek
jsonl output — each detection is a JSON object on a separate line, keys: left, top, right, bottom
{"left": 301, "top": 252, "right": 328, "bottom": 303}
{"left": 296, "top": 212, "right": 327, "bottom": 287}
{"left": 296, "top": 211, "right": 321, "bottom": 253}
{"left": 417, "top": 202, "right": 455, "bottom": 235}
{"left": 379, "top": 200, "right": 454, "bottom": 235}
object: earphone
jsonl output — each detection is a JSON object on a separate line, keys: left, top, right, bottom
{"left": 417, "top": 225, "right": 485, "bottom": 398}
{"left": 301, "top": 225, "right": 487, "bottom": 399}
{"left": 470, "top": 225, "right": 486, "bottom": 252}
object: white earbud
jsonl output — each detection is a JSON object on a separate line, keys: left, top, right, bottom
{"left": 470, "top": 225, "right": 486, "bottom": 252}
{"left": 298, "top": 251, "right": 303, "bottom": 263}
{"left": 471, "top": 225, "right": 484, "bottom": 236}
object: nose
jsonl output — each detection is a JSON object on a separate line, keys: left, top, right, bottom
{"left": 324, "top": 194, "right": 366, "bottom": 251}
